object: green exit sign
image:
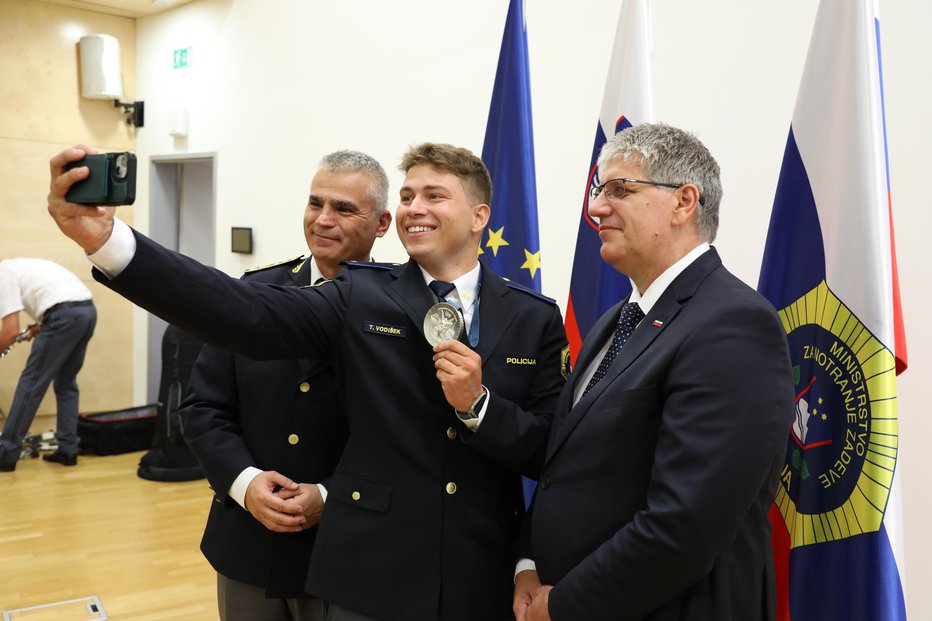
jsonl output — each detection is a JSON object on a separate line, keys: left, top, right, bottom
{"left": 173, "top": 47, "right": 192, "bottom": 69}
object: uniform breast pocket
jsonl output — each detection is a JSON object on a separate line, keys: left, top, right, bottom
{"left": 590, "top": 385, "right": 662, "bottom": 454}
{"left": 329, "top": 471, "right": 392, "bottom": 513}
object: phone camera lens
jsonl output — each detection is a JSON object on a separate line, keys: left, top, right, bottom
{"left": 114, "top": 154, "right": 128, "bottom": 179}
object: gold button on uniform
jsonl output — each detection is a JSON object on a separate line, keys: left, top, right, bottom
{"left": 445, "top": 482, "right": 457, "bottom": 495}
{"left": 351, "top": 491, "right": 361, "bottom": 501}
{"left": 299, "top": 381, "right": 310, "bottom": 393}
{"left": 287, "top": 434, "right": 299, "bottom": 445}
{"left": 446, "top": 427, "right": 457, "bottom": 439}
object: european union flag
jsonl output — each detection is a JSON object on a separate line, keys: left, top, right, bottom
{"left": 481, "top": 0, "right": 541, "bottom": 292}
{"left": 481, "top": 0, "right": 541, "bottom": 506}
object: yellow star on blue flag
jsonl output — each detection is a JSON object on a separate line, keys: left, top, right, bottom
{"left": 486, "top": 227, "right": 510, "bottom": 257}
{"left": 521, "top": 248, "right": 541, "bottom": 279}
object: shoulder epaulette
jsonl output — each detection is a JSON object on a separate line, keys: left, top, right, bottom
{"left": 343, "top": 261, "right": 400, "bottom": 271}
{"left": 243, "top": 254, "right": 305, "bottom": 274}
{"left": 503, "top": 278, "right": 557, "bottom": 305}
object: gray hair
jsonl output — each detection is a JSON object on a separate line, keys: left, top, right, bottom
{"left": 597, "top": 123, "right": 721, "bottom": 242}
{"left": 319, "top": 150, "right": 390, "bottom": 215}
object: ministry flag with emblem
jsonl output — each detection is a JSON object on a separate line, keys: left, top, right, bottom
{"left": 758, "top": 1, "right": 908, "bottom": 619}
{"left": 480, "top": 0, "right": 541, "bottom": 292}
{"left": 564, "top": 0, "right": 653, "bottom": 362}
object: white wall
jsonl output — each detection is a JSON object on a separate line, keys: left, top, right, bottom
{"left": 133, "top": 0, "right": 931, "bottom": 615}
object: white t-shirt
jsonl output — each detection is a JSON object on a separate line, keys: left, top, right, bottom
{"left": 0, "top": 258, "right": 92, "bottom": 322}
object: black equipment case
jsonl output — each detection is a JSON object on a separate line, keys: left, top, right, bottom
{"left": 78, "top": 404, "right": 158, "bottom": 455}
{"left": 136, "top": 324, "right": 205, "bottom": 482}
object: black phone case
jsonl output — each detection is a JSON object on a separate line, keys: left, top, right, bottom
{"left": 64, "top": 152, "right": 137, "bottom": 206}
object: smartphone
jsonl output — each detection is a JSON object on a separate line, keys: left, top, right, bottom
{"left": 64, "top": 152, "right": 137, "bottom": 206}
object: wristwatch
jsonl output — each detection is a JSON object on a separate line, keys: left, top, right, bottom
{"left": 455, "top": 387, "right": 488, "bottom": 430}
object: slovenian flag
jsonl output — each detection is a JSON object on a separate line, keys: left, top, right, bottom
{"left": 564, "top": 0, "right": 653, "bottom": 362}
{"left": 481, "top": 0, "right": 541, "bottom": 292}
{"left": 757, "top": 1, "right": 908, "bottom": 619}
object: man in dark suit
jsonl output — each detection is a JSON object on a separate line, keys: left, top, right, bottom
{"left": 47, "top": 143, "right": 568, "bottom": 621}
{"left": 514, "top": 124, "right": 795, "bottom": 621}
{"left": 182, "top": 151, "right": 392, "bottom": 621}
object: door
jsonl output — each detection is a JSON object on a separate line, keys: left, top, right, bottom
{"left": 147, "top": 155, "right": 216, "bottom": 403}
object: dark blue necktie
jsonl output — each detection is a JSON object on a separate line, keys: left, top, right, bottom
{"left": 429, "top": 280, "right": 456, "bottom": 302}
{"left": 583, "top": 302, "right": 645, "bottom": 396}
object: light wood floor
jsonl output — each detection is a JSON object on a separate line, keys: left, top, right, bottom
{"left": 0, "top": 431, "right": 218, "bottom": 620}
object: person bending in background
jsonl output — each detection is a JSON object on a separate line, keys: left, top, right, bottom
{"left": 182, "top": 150, "right": 391, "bottom": 621}
{"left": 0, "top": 258, "right": 97, "bottom": 472}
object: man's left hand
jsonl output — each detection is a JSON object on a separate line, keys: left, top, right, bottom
{"left": 527, "top": 585, "right": 553, "bottom": 621}
{"left": 514, "top": 569, "right": 542, "bottom": 621}
{"left": 275, "top": 482, "right": 324, "bottom": 529}
{"left": 432, "top": 340, "right": 482, "bottom": 411}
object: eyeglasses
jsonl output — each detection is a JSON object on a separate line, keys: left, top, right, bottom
{"left": 590, "top": 177, "right": 704, "bottom": 206}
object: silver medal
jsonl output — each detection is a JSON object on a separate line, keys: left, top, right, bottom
{"left": 423, "top": 302, "right": 465, "bottom": 347}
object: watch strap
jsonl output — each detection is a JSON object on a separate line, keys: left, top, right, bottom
{"left": 456, "top": 387, "right": 488, "bottom": 429}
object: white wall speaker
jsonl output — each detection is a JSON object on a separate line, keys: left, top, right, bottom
{"left": 79, "top": 34, "right": 123, "bottom": 100}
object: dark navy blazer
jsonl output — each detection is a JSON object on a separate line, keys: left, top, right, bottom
{"left": 96, "top": 231, "right": 568, "bottom": 621}
{"left": 182, "top": 256, "right": 348, "bottom": 598}
{"left": 530, "top": 248, "right": 795, "bottom": 621}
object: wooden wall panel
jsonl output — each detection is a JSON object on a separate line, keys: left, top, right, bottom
{"left": 0, "top": 0, "right": 137, "bottom": 147}
{"left": 0, "top": 0, "right": 137, "bottom": 417}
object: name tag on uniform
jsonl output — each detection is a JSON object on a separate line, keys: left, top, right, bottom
{"left": 363, "top": 321, "right": 407, "bottom": 338}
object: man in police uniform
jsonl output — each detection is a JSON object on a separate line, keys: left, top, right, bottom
{"left": 182, "top": 151, "right": 391, "bottom": 621}
{"left": 48, "top": 142, "right": 568, "bottom": 621}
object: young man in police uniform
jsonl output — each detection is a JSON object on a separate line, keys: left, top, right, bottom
{"left": 48, "top": 142, "right": 568, "bottom": 621}
{"left": 182, "top": 150, "right": 391, "bottom": 621}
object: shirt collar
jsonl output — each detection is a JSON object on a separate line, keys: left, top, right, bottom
{"left": 309, "top": 257, "right": 323, "bottom": 285}
{"left": 629, "top": 243, "right": 710, "bottom": 314}
{"left": 310, "top": 255, "right": 375, "bottom": 286}
{"left": 418, "top": 262, "right": 481, "bottom": 312}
